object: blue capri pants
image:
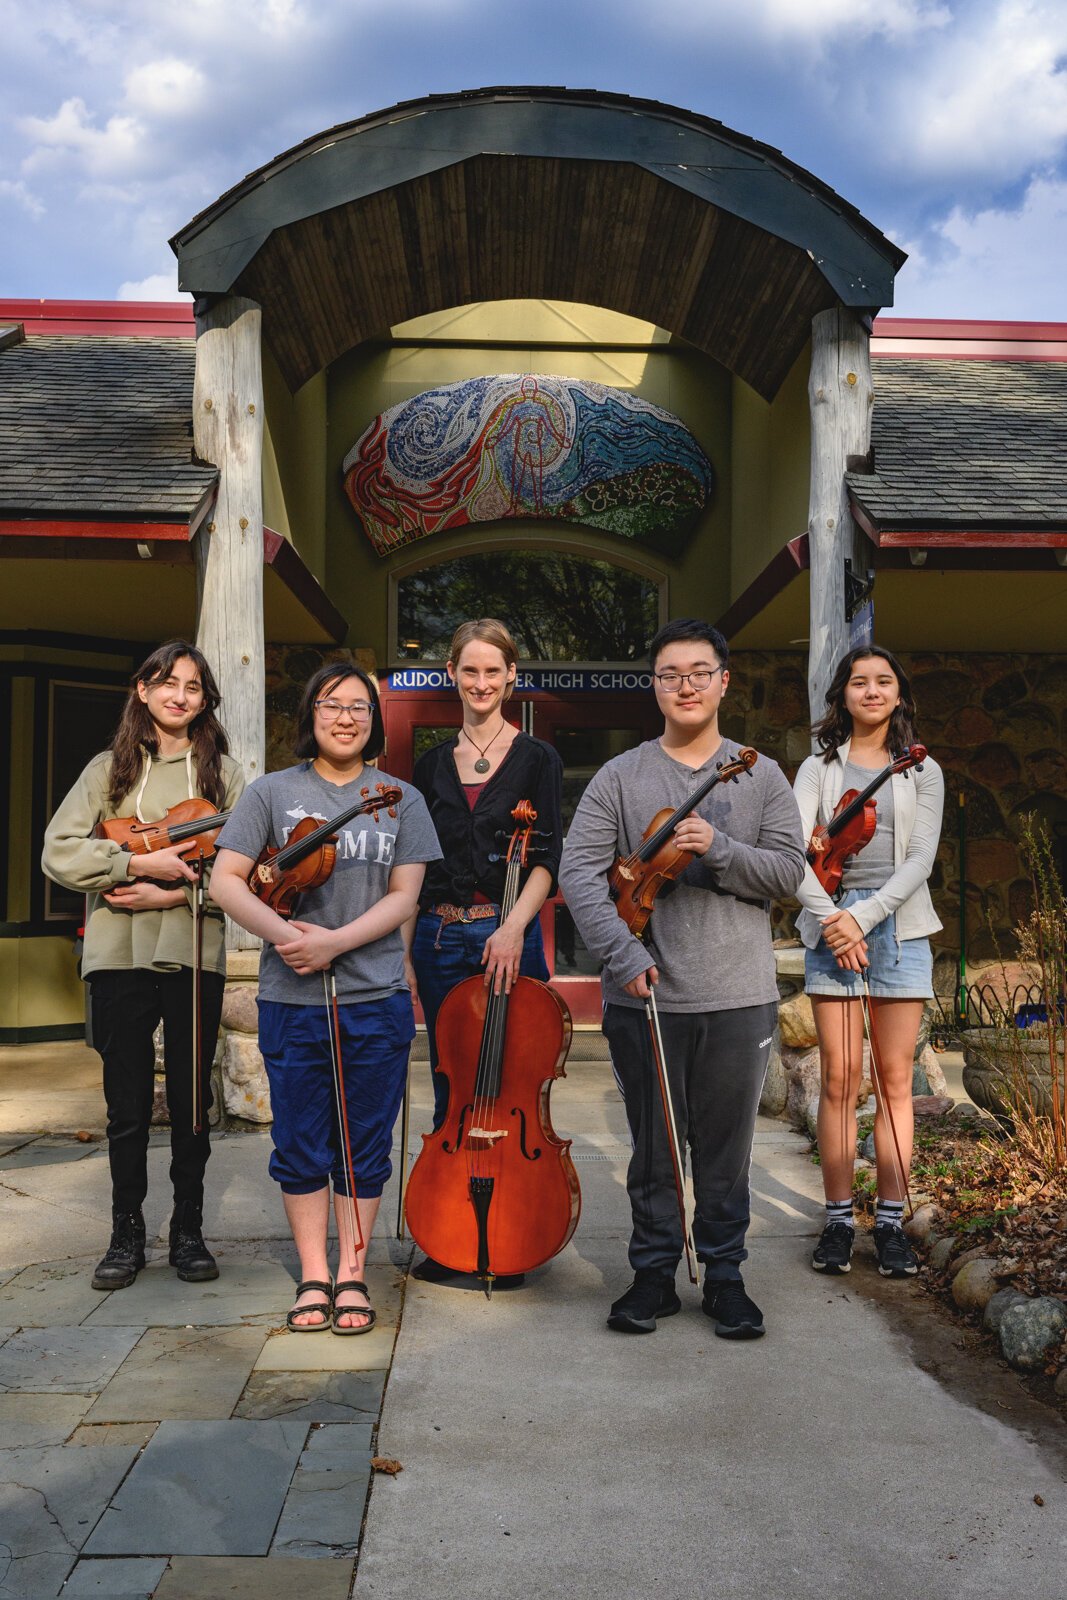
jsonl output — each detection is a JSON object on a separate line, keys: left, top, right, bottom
{"left": 804, "top": 887, "right": 934, "bottom": 1000}
{"left": 257, "top": 991, "right": 415, "bottom": 1197}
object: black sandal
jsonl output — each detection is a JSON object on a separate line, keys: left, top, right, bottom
{"left": 285, "top": 1279, "right": 333, "bottom": 1332}
{"left": 332, "top": 1278, "right": 376, "bottom": 1336}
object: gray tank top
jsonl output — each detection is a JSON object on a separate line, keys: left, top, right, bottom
{"left": 839, "top": 760, "right": 895, "bottom": 890}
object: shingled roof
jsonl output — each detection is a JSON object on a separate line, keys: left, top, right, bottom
{"left": 849, "top": 358, "right": 1067, "bottom": 533}
{"left": 0, "top": 334, "right": 217, "bottom": 521}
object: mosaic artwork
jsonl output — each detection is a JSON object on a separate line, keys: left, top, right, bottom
{"left": 342, "top": 375, "right": 713, "bottom": 556}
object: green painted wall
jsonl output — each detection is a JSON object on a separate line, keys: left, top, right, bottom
{"left": 730, "top": 344, "right": 811, "bottom": 597}
{"left": 262, "top": 347, "right": 327, "bottom": 583}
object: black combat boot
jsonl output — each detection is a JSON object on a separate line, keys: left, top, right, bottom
{"left": 168, "top": 1201, "right": 219, "bottom": 1282}
{"left": 92, "top": 1210, "right": 147, "bottom": 1290}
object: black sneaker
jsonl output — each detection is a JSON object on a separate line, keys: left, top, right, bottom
{"left": 811, "top": 1221, "right": 855, "bottom": 1275}
{"left": 607, "top": 1269, "right": 681, "bottom": 1334}
{"left": 873, "top": 1223, "right": 919, "bottom": 1279}
{"left": 92, "top": 1210, "right": 146, "bottom": 1290}
{"left": 702, "top": 1277, "right": 765, "bottom": 1339}
{"left": 168, "top": 1202, "right": 219, "bottom": 1283}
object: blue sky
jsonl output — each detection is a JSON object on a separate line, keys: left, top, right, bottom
{"left": 2, "top": 0, "right": 1064, "bottom": 318}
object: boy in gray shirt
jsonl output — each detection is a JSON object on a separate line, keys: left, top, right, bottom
{"left": 559, "top": 620, "right": 805, "bottom": 1338}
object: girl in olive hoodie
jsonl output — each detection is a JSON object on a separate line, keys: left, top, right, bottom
{"left": 42, "top": 640, "right": 244, "bottom": 1290}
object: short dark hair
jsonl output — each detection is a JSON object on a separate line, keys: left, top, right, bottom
{"left": 648, "top": 619, "right": 729, "bottom": 673}
{"left": 294, "top": 663, "right": 385, "bottom": 761}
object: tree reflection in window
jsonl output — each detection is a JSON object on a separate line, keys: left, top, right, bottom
{"left": 397, "top": 550, "right": 659, "bottom": 661}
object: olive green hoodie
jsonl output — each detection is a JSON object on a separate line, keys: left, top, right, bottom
{"left": 42, "top": 748, "right": 245, "bottom": 976}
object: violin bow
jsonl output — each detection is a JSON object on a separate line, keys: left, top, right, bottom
{"left": 323, "top": 967, "right": 366, "bottom": 1263}
{"left": 191, "top": 851, "right": 207, "bottom": 1134}
{"left": 395, "top": 1057, "right": 411, "bottom": 1241}
{"left": 645, "top": 986, "right": 700, "bottom": 1286}
{"left": 860, "top": 976, "right": 914, "bottom": 1221}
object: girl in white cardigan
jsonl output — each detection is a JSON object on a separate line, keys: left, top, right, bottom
{"left": 793, "top": 647, "right": 944, "bottom": 1280}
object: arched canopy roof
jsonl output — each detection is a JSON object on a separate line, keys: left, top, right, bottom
{"left": 172, "top": 87, "right": 905, "bottom": 399}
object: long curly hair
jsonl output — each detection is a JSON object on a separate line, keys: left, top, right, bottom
{"left": 812, "top": 646, "right": 919, "bottom": 763}
{"left": 107, "top": 641, "right": 229, "bottom": 808}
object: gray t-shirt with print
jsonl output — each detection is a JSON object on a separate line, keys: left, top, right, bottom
{"left": 216, "top": 763, "right": 442, "bottom": 1005}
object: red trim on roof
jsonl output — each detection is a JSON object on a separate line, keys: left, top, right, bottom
{"left": 849, "top": 498, "right": 1067, "bottom": 547}
{"left": 873, "top": 318, "right": 1067, "bottom": 340}
{"left": 0, "top": 518, "right": 191, "bottom": 541}
{"left": 0, "top": 300, "right": 195, "bottom": 337}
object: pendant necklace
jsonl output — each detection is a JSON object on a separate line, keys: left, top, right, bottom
{"left": 462, "top": 722, "right": 506, "bottom": 774}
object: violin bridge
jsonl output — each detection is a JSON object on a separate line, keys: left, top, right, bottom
{"left": 616, "top": 864, "right": 634, "bottom": 882}
{"left": 255, "top": 863, "right": 274, "bottom": 885}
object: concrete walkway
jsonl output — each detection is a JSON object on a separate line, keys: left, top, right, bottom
{"left": 1, "top": 1047, "right": 1065, "bottom": 1598}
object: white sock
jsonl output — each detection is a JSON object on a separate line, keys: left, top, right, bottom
{"left": 825, "top": 1199, "right": 855, "bottom": 1230}
{"left": 875, "top": 1199, "right": 905, "bottom": 1229}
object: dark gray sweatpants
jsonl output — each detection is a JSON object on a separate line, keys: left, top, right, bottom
{"left": 603, "top": 1000, "right": 777, "bottom": 1283}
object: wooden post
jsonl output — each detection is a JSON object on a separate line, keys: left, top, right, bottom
{"left": 193, "top": 295, "right": 264, "bottom": 950}
{"left": 806, "top": 307, "right": 874, "bottom": 738}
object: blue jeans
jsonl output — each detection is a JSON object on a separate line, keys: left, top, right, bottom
{"left": 412, "top": 910, "right": 549, "bottom": 1129}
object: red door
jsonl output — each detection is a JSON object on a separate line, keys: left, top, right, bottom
{"left": 380, "top": 686, "right": 660, "bottom": 1023}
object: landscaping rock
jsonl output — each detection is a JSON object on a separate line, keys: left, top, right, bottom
{"left": 904, "top": 1203, "right": 942, "bottom": 1244}
{"left": 222, "top": 1032, "right": 272, "bottom": 1124}
{"left": 779, "top": 995, "right": 817, "bottom": 1050}
{"left": 928, "top": 1237, "right": 956, "bottom": 1272}
{"left": 221, "top": 985, "right": 259, "bottom": 1034}
{"left": 859, "top": 1132, "right": 876, "bottom": 1162}
{"left": 913, "top": 1095, "right": 954, "bottom": 1119}
{"left": 1054, "top": 1366, "right": 1067, "bottom": 1399}
{"left": 951, "top": 1259, "right": 1001, "bottom": 1311}
{"left": 917, "top": 1044, "right": 949, "bottom": 1097}
{"left": 999, "top": 1297, "right": 1067, "bottom": 1372}
{"left": 783, "top": 1045, "right": 822, "bottom": 1131}
{"left": 948, "top": 1244, "right": 989, "bottom": 1279}
{"left": 804, "top": 1098, "right": 820, "bottom": 1142}
{"left": 983, "top": 1288, "right": 1028, "bottom": 1334}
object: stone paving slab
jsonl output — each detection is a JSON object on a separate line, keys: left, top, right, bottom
{"left": 0, "top": 1440, "right": 140, "bottom": 1600}
{"left": 60, "top": 1556, "right": 168, "bottom": 1595}
{"left": 0, "top": 1137, "right": 105, "bottom": 1171}
{"left": 271, "top": 1422, "right": 374, "bottom": 1556}
{"left": 83, "top": 1259, "right": 297, "bottom": 1329}
{"left": 69, "top": 1422, "right": 157, "bottom": 1450}
{"left": 0, "top": 1187, "right": 112, "bottom": 1273}
{"left": 84, "top": 1419, "right": 310, "bottom": 1556}
{"left": 0, "top": 1325, "right": 142, "bottom": 1394}
{"left": 0, "top": 1258, "right": 117, "bottom": 1327}
{"left": 152, "top": 1555, "right": 355, "bottom": 1598}
{"left": 85, "top": 1326, "right": 267, "bottom": 1422}
{"left": 235, "top": 1367, "right": 386, "bottom": 1421}
{"left": 0, "top": 1392, "right": 90, "bottom": 1449}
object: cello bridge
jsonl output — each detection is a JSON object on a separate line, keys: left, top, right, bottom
{"left": 468, "top": 1127, "right": 508, "bottom": 1148}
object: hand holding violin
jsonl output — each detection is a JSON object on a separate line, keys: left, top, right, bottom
{"left": 672, "top": 815, "right": 714, "bottom": 856}
{"left": 104, "top": 881, "right": 188, "bottom": 912}
{"left": 126, "top": 843, "right": 201, "bottom": 883}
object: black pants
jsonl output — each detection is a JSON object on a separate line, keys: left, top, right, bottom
{"left": 90, "top": 968, "right": 224, "bottom": 1215}
{"left": 603, "top": 1001, "right": 777, "bottom": 1283}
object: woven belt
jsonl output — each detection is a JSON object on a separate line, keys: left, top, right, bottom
{"left": 428, "top": 903, "right": 498, "bottom": 928}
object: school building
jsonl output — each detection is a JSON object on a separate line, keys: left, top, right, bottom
{"left": 1, "top": 86, "right": 1063, "bottom": 1040}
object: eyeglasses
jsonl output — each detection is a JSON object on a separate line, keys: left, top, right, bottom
{"left": 314, "top": 699, "right": 373, "bottom": 721}
{"left": 653, "top": 668, "right": 723, "bottom": 692}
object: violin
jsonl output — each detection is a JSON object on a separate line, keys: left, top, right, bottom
{"left": 97, "top": 798, "right": 233, "bottom": 862}
{"left": 806, "top": 744, "right": 927, "bottom": 896}
{"left": 608, "top": 747, "right": 759, "bottom": 937}
{"left": 248, "top": 784, "right": 402, "bottom": 917}
{"left": 403, "top": 799, "right": 579, "bottom": 1295}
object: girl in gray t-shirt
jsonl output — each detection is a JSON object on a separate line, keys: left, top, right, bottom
{"left": 212, "top": 663, "right": 441, "bottom": 1337}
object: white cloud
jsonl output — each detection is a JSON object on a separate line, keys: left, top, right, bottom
{"left": 117, "top": 271, "right": 192, "bottom": 301}
{"left": 633, "top": 0, "right": 948, "bottom": 44}
{"left": 123, "top": 58, "right": 207, "bottom": 118}
{"left": 20, "top": 97, "right": 147, "bottom": 180}
{"left": 893, "top": 0, "right": 1067, "bottom": 178}
{"left": 892, "top": 172, "right": 1067, "bottom": 317}
{"left": 0, "top": 178, "right": 45, "bottom": 218}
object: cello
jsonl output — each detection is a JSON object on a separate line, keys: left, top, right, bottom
{"left": 403, "top": 799, "right": 580, "bottom": 1296}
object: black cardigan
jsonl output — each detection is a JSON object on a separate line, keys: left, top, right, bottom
{"left": 413, "top": 732, "right": 563, "bottom": 910}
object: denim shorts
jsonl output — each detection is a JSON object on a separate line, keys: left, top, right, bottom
{"left": 804, "top": 887, "right": 933, "bottom": 1000}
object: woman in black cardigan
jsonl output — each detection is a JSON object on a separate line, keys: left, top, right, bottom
{"left": 408, "top": 618, "right": 563, "bottom": 1279}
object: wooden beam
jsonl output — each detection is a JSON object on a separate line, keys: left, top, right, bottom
{"left": 192, "top": 295, "right": 265, "bottom": 950}
{"left": 806, "top": 307, "right": 873, "bottom": 737}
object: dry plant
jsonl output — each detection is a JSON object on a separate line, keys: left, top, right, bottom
{"left": 966, "top": 820, "right": 1066, "bottom": 1180}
